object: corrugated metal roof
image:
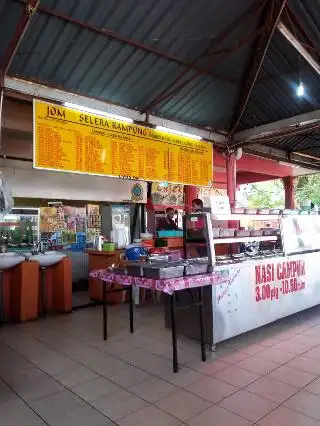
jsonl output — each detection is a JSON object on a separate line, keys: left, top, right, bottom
{"left": 239, "top": 31, "right": 320, "bottom": 129}
{"left": 1, "top": 0, "right": 320, "bottom": 156}
{"left": 0, "top": 0, "right": 24, "bottom": 63}
{"left": 6, "top": 0, "right": 259, "bottom": 129}
{"left": 39, "top": 0, "right": 257, "bottom": 62}
{"left": 263, "top": 134, "right": 320, "bottom": 165}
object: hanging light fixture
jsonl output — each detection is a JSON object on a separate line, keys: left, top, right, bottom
{"left": 297, "top": 82, "right": 304, "bottom": 97}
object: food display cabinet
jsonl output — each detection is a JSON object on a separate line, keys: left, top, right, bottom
{"left": 166, "top": 212, "right": 320, "bottom": 349}
{"left": 0, "top": 208, "right": 40, "bottom": 252}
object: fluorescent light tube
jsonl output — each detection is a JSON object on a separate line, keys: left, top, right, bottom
{"left": 156, "top": 125, "right": 202, "bottom": 140}
{"left": 64, "top": 102, "right": 133, "bottom": 123}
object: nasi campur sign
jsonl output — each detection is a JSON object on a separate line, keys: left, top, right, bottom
{"left": 33, "top": 101, "right": 213, "bottom": 186}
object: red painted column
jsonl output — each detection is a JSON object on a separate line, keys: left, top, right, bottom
{"left": 283, "top": 176, "right": 295, "bottom": 209}
{"left": 226, "top": 153, "right": 236, "bottom": 208}
{"left": 184, "top": 186, "right": 198, "bottom": 213}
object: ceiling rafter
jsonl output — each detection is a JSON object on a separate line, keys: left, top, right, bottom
{"left": 232, "top": 121, "right": 320, "bottom": 150}
{"left": 229, "top": 0, "right": 288, "bottom": 136}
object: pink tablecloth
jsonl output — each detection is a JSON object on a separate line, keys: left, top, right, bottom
{"left": 90, "top": 269, "right": 217, "bottom": 295}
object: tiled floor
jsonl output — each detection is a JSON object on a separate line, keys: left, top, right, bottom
{"left": 2, "top": 304, "right": 320, "bottom": 425}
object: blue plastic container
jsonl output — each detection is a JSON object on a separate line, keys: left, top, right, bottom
{"left": 125, "top": 245, "right": 147, "bottom": 261}
{"left": 158, "top": 230, "right": 183, "bottom": 238}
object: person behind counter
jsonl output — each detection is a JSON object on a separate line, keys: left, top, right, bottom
{"left": 157, "top": 207, "right": 179, "bottom": 231}
{"left": 192, "top": 198, "right": 204, "bottom": 213}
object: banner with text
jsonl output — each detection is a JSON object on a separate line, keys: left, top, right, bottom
{"left": 213, "top": 253, "right": 320, "bottom": 344}
{"left": 33, "top": 101, "right": 213, "bottom": 186}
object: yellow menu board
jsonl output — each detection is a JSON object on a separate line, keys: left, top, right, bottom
{"left": 33, "top": 101, "right": 213, "bottom": 186}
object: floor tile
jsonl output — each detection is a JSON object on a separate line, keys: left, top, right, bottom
{"left": 303, "top": 347, "right": 320, "bottom": 360}
{"left": 0, "top": 379, "right": 25, "bottom": 410}
{"left": 92, "top": 389, "right": 147, "bottom": 421}
{"left": 239, "top": 343, "right": 266, "bottom": 355}
{"left": 268, "top": 365, "right": 317, "bottom": 388}
{"left": 219, "top": 389, "right": 277, "bottom": 422}
{"left": 305, "top": 377, "right": 320, "bottom": 395}
{"left": 284, "top": 390, "right": 320, "bottom": 421}
{"left": 30, "top": 389, "right": 85, "bottom": 423}
{"left": 54, "top": 365, "right": 99, "bottom": 388}
{"left": 273, "top": 340, "right": 309, "bottom": 355}
{"left": 287, "top": 356, "right": 320, "bottom": 375}
{"left": 257, "top": 337, "right": 282, "bottom": 348}
{"left": 0, "top": 403, "right": 45, "bottom": 426}
{"left": 289, "top": 334, "right": 320, "bottom": 349}
{"left": 214, "top": 366, "right": 261, "bottom": 388}
{"left": 117, "top": 405, "right": 182, "bottom": 426}
{"left": 31, "top": 349, "right": 81, "bottom": 376}
{"left": 258, "top": 405, "right": 320, "bottom": 426}
{"left": 5, "top": 367, "right": 64, "bottom": 402}
{"left": 187, "top": 358, "right": 229, "bottom": 375}
{"left": 162, "top": 367, "right": 206, "bottom": 388}
{"left": 187, "top": 405, "right": 253, "bottom": 426}
{"left": 218, "top": 351, "right": 250, "bottom": 365}
{"left": 156, "top": 389, "right": 211, "bottom": 422}
{"left": 236, "top": 356, "right": 279, "bottom": 375}
{"left": 256, "top": 347, "right": 296, "bottom": 364}
{"left": 245, "top": 376, "right": 298, "bottom": 403}
{"left": 187, "top": 376, "right": 238, "bottom": 403}
{"left": 103, "top": 364, "right": 151, "bottom": 387}
{"left": 48, "top": 404, "right": 114, "bottom": 426}
{"left": 129, "top": 377, "right": 178, "bottom": 403}
{"left": 71, "top": 376, "right": 122, "bottom": 402}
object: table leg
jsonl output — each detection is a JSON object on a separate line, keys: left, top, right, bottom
{"left": 171, "top": 291, "right": 178, "bottom": 373}
{"left": 198, "top": 286, "right": 206, "bottom": 362}
{"left": 102, "top": 281, "right": 107, "bottom": 341}
{"left": 129, "top": 285, "right": 134, "bottom": 333}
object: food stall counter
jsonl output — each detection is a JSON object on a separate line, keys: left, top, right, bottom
{"left": 87, "top": 249, "right": 125, "bottom": 303}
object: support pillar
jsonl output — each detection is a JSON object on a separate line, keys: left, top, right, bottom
{"left": 226, "top": 153, "right": 236, "bottom": 208}
{"left": 184, "top": 186, "right": 198, "bottom": 213}
{"left": 283, "top": 176, "right": 295, "bottom": 209}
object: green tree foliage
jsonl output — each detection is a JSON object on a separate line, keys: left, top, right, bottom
{"left": 246, "top": 180, "right": 284, "bottom": 208}
{"left": 295, "top": 174, "right": 320, "bottom": 206}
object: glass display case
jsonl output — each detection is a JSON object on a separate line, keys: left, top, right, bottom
{"left": 176, "top": 211, "right": 320, "bottom": 349}
{"left": 0, "top": 208, "right": 40, "bottom": 252}
{"left": 184, "top": 212, "right": 282, "bottom": 266}
{"left": 281, "top": 215, "right": 320, "bottom": 255}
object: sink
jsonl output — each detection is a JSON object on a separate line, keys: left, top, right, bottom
{"left": 29, "top": 251, "right": 66, "bottom": 268}
{"left": 0, "top": 253, "right": 25, "bottom": 270}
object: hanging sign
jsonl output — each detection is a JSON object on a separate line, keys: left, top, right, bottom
{"left": 210, "top": 195, "right": 231, "bottom": 215}
{"left": 33, "top": 101, "right": 213, "bottom": 186}
{"left": 151, "top": 182, "right": 184, "bottom": 206}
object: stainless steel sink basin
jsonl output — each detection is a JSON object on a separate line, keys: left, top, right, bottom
{"left": 29, "top": 251, "right": 66, "bottom": 268}
{"left": 0, "top": 253, "right": 25, "bottom": 270}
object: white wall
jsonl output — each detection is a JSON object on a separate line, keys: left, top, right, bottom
{"left": 0, "top": 159, "right": 147, "bottom": 203}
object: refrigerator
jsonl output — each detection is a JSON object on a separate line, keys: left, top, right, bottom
{"left": 101, "top": 204, "right": 130, "bottom": 248}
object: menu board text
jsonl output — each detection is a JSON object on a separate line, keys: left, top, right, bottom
{"left": 34, "top": 101, "right": 213, "bottom": 186}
